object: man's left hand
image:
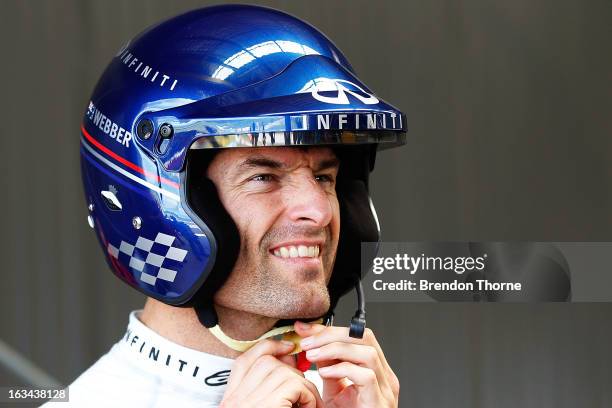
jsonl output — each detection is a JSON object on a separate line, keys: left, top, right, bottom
{"left": 294, "top": 321, "right": 400, "bottom": 407}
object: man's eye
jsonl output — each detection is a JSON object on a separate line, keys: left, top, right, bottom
{"left": 250, "top": 174, "right": 275, "bottom": 182}
{"left": 315, "top": 174, "right": 334, "bottom": 183}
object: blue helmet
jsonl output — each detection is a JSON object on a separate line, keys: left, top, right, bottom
{"left": 81, "top": 4, "right": 406, "bottom": 329}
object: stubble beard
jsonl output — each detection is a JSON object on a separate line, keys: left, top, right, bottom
{"left": 217, "top": 226, "right": 334, "bottom": 319}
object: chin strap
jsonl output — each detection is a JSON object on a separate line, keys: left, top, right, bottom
{"left": 208, "top": 319, "right": 324, "bottom": 355}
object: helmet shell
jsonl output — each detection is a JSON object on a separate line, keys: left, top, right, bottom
{"left": 81, "top": 5, "right": 405, "bottom": 306}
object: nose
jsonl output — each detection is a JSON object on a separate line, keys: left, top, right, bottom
{"left": 283, "top": 174, "right": 333, "bottom": 227}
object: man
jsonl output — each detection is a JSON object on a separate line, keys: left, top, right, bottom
{"left": 57, "top": 4, "right": 406, "bottom": 407}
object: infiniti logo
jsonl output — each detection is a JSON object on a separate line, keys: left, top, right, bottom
{"left": 298, "top": 77, "right": 379, "bottom": 105}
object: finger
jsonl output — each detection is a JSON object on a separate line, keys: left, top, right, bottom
{"left": 294, "top": 320, "right": 327, "bottom": 336}
{"left": 297, "top": 323, "right": 400, "bottom": 403}
{"left": 293, "top": 320, "right": 328, "bottom": 343}
{"left": 305, "top": 342, "right": 385, "bottom": 379}
{"left": 245, "top": 364, "right": 310, "bottom": 404}
{"left": 278, "top": 353, "right": 297, "bottom": 368}
{"left": 318, "top": 362, "right": 383, "bottom": 405}
{"left": 295, "top": 322, "right": 346, "bottom": 366}
{"left": 296, "top": 322, "right": 374, "bottom": 398}
{"left": 264, "top": 377, "right": 324, "bottom": 408}
{"left": 297, "top": 324, "right": 392, "bottom": 377}
{"left": 315, "top": 357, "right": 346, "bottom": 399}
{"left": 306, "top": 342, "right": 396, "bottom": 402}
{"left": 234, "top": 354, "right": 303, "bottom": 400}
{"left": 296, "top": 323, "right": 373, "bottom": 351}
{"left": 225, "top": 339, "right": 295, "bottom": 395}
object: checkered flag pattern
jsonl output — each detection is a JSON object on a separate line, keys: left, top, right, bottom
{"left": 107, "top": 232, "right": 188, "bottom": 286}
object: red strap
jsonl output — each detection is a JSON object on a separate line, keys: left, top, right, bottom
{"left": 296, "top": 351, "right": 311, "bottom": 372}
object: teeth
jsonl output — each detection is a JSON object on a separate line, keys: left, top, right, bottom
{"left": 280, "top": 247, "right": 289, "bottom": 258}
{"left": 273, "top": 245, "right": 320, "bottom": 259}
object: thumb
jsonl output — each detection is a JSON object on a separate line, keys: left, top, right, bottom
{"left": 293, "top": 321, "right": 326, "bottom": 338}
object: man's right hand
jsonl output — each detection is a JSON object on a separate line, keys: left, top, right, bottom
{"left": 220, "top": 339, "right": 323, "bottom": 408}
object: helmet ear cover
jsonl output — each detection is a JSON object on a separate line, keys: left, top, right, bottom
{"left": 325, "top": 146, "right": 380, "bottom": 318}
{"left": 184, "top": 145, "right": 379, "bottom": 327}
{"left": 183, "top": 149, "right": 240, "bottom": 327}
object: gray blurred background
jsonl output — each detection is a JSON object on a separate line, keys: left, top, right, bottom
{"left": 1, "top": 1, "right": 611, "bottom": 407}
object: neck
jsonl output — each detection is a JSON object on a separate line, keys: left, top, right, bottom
{"left": 139, "top": 298, "right": 278, "bottom": 358}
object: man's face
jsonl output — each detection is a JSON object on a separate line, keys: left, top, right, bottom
{"left": 206, "top": 147, "right": 341, "bottom": 319}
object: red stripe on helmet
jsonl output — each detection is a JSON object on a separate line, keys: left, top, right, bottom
{"left": 81, "top": 124, "right": 180, "bottom": 190}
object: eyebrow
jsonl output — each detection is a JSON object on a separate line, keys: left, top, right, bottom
{"left": 314, "top": 157, "right": 340, "bottom": 172}
{"left": 238, "top": 157, "right": 284, "bottom": 171}
{"left": 236, "top": 155, "right": 340, "bottom": 173}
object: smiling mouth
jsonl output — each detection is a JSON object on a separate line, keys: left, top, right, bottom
{"left": 271, "top": 245, "right": 320, "bottom": 259}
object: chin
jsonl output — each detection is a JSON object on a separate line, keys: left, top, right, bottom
{"left": 215, "top": 273, "right": 332, "bottom": 319}
{"left": 272, "top": 289, "right": 331, "bottom": 319}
